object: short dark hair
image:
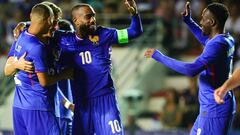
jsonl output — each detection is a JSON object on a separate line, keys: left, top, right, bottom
{"left": 31, "top": 3, "right": 53, "bottom": 21}
{"left": 206, "top": 3, "right": 229, "bottom": 28}
{"left": 58, "top": 19, "right": 74, "bottom": 32}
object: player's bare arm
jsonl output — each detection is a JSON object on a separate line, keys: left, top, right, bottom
{"left": 214, "top": 68, "right": 240, "bottom": 104}
{"left": 37, "top": 68, "right": 73, "bottom": 87}
{"left": 4, "top": 52, "right": 34, "bottom": 76}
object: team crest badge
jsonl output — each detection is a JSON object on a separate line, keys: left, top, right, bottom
{"left": 89, "top": 35, "right": 99, "bottom": 45}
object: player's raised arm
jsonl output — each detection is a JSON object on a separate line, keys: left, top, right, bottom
{"left": 182, "top": 1, "right": 208, "bottom": 46}
{"left": 114, "top": 0, "right": 143, "bottom": 44}
{"left": 125, "top": 0, "right": 143, "bottom": 37}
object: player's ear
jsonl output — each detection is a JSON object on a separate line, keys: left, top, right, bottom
{"left": 210, "top": 18, "right": 216, "bottom": 26}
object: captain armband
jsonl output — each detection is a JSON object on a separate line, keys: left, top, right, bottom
{"left": 117, "top": 29, "right": 129, "bottom": 44}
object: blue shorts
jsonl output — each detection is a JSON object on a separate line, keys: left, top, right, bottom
{"left": 190, "top": 115, "right": 234, "bottom": 135}
{"left": 13, "top": 107, "right": 60, "bottom": 135}
{"left": 72, "top": 93, "right": 124, "bottom": 135}
{"left": 56, "top": 117, "right": 72, "bottom": 135}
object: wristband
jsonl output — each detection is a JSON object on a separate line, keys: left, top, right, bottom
{"left": 64, "top": 101, "right": 71, "bottom": 109}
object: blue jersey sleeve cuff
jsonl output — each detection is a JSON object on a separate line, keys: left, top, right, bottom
{"left": 152, "top": 50, "right": 162, "bottom": 61}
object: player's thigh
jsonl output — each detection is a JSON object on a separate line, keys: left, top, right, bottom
{"left": 93, "top": 94, "right": 124, "bottom": 135}
{"left": 192, "top": 116, "right": 233, "bottom": 135}
{"left": 12, "top": 107, "right": 28, "bottom": 135}
{"left": 94, "top": 112, "right": 123, "bottom": 135}
{"left": 72, "top": 105, "right": 94, "bottom": 135}
{"left": 210, "top": 116, "right": 234, "bottom": 135}
{"left": 23, "top": 110, "right": 60, "bottom": 135}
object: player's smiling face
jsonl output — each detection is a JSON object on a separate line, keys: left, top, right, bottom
{"left": 75, "top": 6, "right": 97, "bottom": 36}
{"left": 200, "top": 9, "right": 213, "bottom": 36}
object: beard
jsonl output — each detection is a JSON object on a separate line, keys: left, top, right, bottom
{"left": 201, "top": 26, "right": 210, "bottom": 36}
{"left": 79, "top": 24, "right": 96, "bottom": 37}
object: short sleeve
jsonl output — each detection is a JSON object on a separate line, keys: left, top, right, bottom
{"left": 8, "top": 41, "right": 17, "bottom": 57}
{"left": 30, "top": 45, "right": 48, "bottom": 73}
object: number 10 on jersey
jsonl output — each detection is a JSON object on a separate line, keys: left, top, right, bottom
{"left": 108, "top": 120, "right": 122, "bottom": 134}
{"left": 79, "top": 51, "right": 92, "bottom": 64}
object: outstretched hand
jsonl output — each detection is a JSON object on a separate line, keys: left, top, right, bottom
{"left": 14, "top": 52, "right": 34, "bottom": 73}
{"left": 181, "top": 1, "right": 191, "bottom": 17}
{"left": 144, "top": 48, "right": 155, "bottom": 58}
{"left": 124, "top": 0, "right": 138, "bottom": 15}
{"left": 214, "top": 87, "right": 227, "bottom": 104}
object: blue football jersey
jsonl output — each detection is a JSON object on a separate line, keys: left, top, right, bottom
{"left": 12, "top": 30, "right": 54, "bottom": 111}
{"left": 8, "top": 41, "right": 16, "bottom": 57}
{"left": 197, "top": 34, "right": 236, "bottom": 117}
{"left": 152, "top": 33, "right": 236, "bottom": 118}
{"left": 54, "top": 26, "right": 118, "bottom": 102}
{"left": 182, "top": 15, "right": 236, "bottom": 118}
{"left": 53, "top": 15, "right": 142, "bottom": 135}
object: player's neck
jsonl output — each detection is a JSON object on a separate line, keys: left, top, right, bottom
{"left": 28, "top": 25, "right": 45, "bottom": 37}
{"left": 209, "top": 29, "right": 224, "bottom": 39}
{"left": 28, "top": 25, "right": 39, "bottom": 36}
{"left": 28, "top": 26, "right": 49, "bottom": 44}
